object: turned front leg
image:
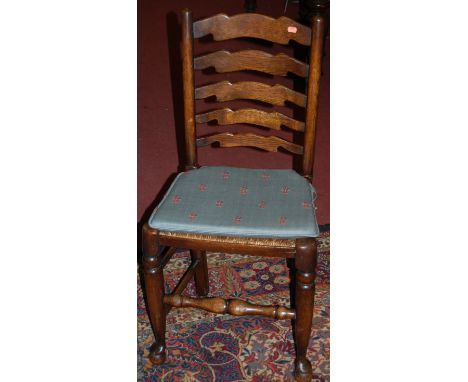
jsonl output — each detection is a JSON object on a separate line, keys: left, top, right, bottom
{"left": 190, "top": 250, "right": 209, "bottom": 296}
{"left": 142, "top": 225, "right": 167, "bottom": 365}
{"left": 294, "top": 238, "right": 318, "bottom": 381}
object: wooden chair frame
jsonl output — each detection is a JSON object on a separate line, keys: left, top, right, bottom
{"left": 142, "top": 10, "right": 325, "bottom": 381}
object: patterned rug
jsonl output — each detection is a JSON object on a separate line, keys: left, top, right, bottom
{"left": 138, "top": 232, "right": 330, "bottom": 381}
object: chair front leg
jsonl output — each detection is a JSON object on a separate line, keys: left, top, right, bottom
{"left": 142, "top": 225, "right": 167, "bottom": 365}
{"left": 294, "top": 238, "right": 318, "bottom": 381}
{"left": 190, "top": 250, "right": 209, "bottom": 296}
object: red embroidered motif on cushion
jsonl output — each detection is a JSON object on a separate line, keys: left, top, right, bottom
{"left": 215, "top": 200, "right": 223, "bottom": 208}
{"left": 198, "top": 184, "right": 206, "bottom": 192}
{"left": 281, "top": 186, "right": 290, "bottom": 195}
{"left": 240, "top": 185, "right": 248, "bottom": 195}
{"left": 279, "top": 216, "right": 287, "bottom": 225}
{"left": 222, "top": 171, "right": 230, "bottom": 180}
{"left": 260, "top": 173, "right": 270, "bottom": 182}
{"left": 188, "top": 212, "right": 198, "bottom": 222}
{"left": 233, "top": 216, "right": 242, "bottom": 224}
{"left": 258, "top": 200, "right": 266, "bottom": 209}
{"left": 302, "top": 201, "right": 312, "bottom": 209}
{"left": 172, "top": 195, "right": 181, "bottom": 205}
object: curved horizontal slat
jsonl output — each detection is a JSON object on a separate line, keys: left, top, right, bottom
{"left": 195, "top": 81, "right": 307, "bottom": 107}
{"left": 193, "top": 13, "right": 311, "bottom": 46}
{"left": 194, "top": 49, "right": 308, "bottom": 77}
{"left": 197, "top": 132, "right": 303, "bottom": 155}
{"left": 196, "top": 108, "right": 305, "bottom": 132}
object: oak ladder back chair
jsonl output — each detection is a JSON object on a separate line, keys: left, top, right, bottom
{"left": 143, "top": 10, "right": 325, "bottom": 381}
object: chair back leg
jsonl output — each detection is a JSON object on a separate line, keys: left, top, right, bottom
{"left": 190, "top": 250, "right": 209, "bottom": 296}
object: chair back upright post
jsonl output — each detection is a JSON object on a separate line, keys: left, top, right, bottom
{"left": 302, "top": 15, "right": 325, "bottom": 180}
{"left": 181, "top": 9, "right": 198, "bottom": 170}
{"left": 180, "top": 9, "right": 325, "bottom": 179}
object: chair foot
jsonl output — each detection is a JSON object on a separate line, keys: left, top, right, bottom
{"left": 294, "top": 358, "right": 313, "bottom": 381}
{"left": 149, "top": 342, "right": 166, "bottom": 365}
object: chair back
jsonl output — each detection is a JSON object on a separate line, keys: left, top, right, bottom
{"left": 181, "top": 10, "right": 325, "bottom": 178}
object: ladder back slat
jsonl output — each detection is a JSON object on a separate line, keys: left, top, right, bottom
{"left": 196, "top": 108, "right": 305, "bottom": 132}
{"left": 193, "top": 13, "right": 311, "bottom": 46}
{"left": 197, "top": 132, "right": 303, "bottom": 155}
{"left": 195, "top": 81, "right": 307, "bottom": 107}
{"left": 194, "top": 49, "right": 309, "bottom": 77}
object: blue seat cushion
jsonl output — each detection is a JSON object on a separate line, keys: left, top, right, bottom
{"left": 148, "top": 166, "right": 319, "bottom": 238}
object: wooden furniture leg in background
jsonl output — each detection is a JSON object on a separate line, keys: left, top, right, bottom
{"left": 190, "top": 250, "right": 209, "bottom": 296}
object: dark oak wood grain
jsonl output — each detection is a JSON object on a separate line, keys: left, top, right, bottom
{"left": 193, "top": 13, "right": 311, "bottom": 46}
{"left": 195, "top": 81, "right": 307, "bottom": 107}
{"left": 197, "top": 132, "right": 304, "bottom": 155}
{"left": 196, "top": 108, "right": 305, "bottom": 132}
{"left": 194, "top": 49, "right": 309, "bottom": 77}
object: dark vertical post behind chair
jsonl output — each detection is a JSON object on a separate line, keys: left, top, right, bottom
{"left": 142, "top": 10, "right": 325, "bottom": 381}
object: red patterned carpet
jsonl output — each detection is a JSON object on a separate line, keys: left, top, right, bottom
{"left": 138, "top": 232, "right": 330, "bottom": 381}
